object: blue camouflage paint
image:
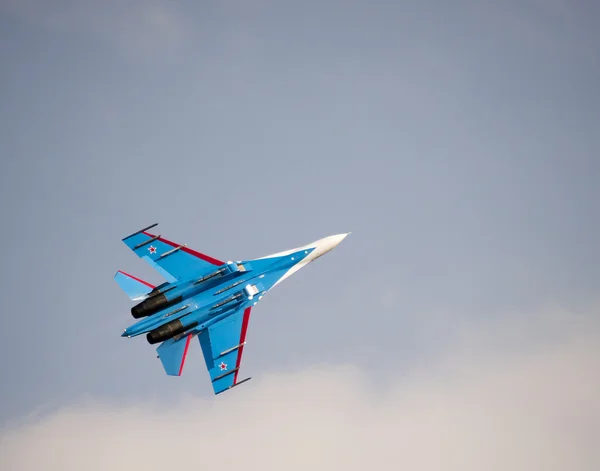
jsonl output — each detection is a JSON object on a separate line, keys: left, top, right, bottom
{"left": 113, "top": 271, "right": 154, "bottom": 301}
{"left": 116, "top": 224, "right": 348, "bottom": 395}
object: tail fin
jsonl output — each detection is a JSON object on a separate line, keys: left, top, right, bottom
{"left": 114, "top": 270, "right": 155, "bottom": 301}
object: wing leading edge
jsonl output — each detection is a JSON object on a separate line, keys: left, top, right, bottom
{"left": 154, "top": 307, "right": 253, "bottom": 394}
{"left": 198, "top": 307, "right": 253, "bottom": 394}
{"left": 122, "top": 223, "right": 224, "bottom": 282}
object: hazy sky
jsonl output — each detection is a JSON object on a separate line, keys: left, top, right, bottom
{"left": 1, "top": 1, "right": 599, "bottom": 469}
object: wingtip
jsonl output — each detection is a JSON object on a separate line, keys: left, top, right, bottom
{"left": 123, "top": 223, "right": 159, "bottom": 240}
{"left": 215, "top": 377, "right": 252, "bottom": 395}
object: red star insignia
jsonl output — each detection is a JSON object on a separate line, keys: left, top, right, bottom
{"left": 219, "top": 362, "right": 227, "bottom": 371}
{"left": 148, "top": 245, "right": 157, "bottom": 254}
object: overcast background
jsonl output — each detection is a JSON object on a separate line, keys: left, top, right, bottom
{"left": 1, "top": 1, "right": 599, "bottom": 469}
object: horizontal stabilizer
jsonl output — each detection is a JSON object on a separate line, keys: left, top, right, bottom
{"left": 114, "top": 270, "right": 155, "bottom": 301}
{"left": 157, "top": 333, "right": 193, "bottom": 376}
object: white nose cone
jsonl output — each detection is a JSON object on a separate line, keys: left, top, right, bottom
{"left": 309, "top": 233, "right": 350, "bottom": 260}
{"left": 268, "top": 232, "right": 350, "bottom": 287}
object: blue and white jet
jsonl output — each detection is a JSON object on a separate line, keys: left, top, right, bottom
{"left": 115, "top": 224, "right": 348, "bottom": 395}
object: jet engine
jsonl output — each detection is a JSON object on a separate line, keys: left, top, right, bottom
{"left": 131, "top": 293, "right": 182, "bottom": 319}
{"left": 146, "top": 319, "right": 198, "bottom": 345}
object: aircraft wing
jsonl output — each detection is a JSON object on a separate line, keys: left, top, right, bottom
{"left": 121, "top": 224, "right": 224, "bottom": 282}
{"left": 198, "top": 306, "right": 253, "bottom": 394}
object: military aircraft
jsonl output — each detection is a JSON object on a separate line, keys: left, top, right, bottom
{"left": 115, "top": 224, "right": 349, "bottom": 395}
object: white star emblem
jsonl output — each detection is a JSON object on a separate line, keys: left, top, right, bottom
{"left": 148, "top": 245, "right": 157, "bottom": 254}
{"left": 219, "top": 362, "right": 227, "bottom": 371}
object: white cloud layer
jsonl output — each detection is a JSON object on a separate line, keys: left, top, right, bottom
{"left": 2, "top": 306, "right": 599, "bottom": 471}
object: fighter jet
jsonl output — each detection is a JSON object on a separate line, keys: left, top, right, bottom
{"left": 115, "top": 224, "right": 348, "bottom": 395}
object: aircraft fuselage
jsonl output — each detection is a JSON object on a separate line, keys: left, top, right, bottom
{"left": 122, "top": 247, "right": 314, "bottom": 343}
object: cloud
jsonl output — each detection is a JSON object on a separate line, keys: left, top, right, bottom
{"left": 2, "top": 306, "right": 599, "bottom": 470}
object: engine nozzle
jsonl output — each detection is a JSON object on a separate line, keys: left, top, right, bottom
{"left": 131, "top": 293, "right": 182, "bottom": 319}
{"left": 146, "top": 319, "right": 198, "bottom": 344}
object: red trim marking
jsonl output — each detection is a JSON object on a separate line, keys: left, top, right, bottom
{"left": 178, "top": 333, "right": 193, "bottom": 376}
{"left": 117, "top": 270, "right": 156, "bottom": 289}
{"left": 234, "top": 307, "right": 252, "bottom": 384}
{"left": 143, "top": 232, "right": 224, "bottom": 266}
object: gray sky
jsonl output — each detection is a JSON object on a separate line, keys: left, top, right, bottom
{"left": 1, "top": 1, "right": 599, "bottom": 469}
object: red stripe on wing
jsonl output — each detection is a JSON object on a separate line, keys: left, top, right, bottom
{"left": 143, "top": 232, "right": 224, "bottom": 266}
{"left": 178, "top": 334, "right": 193, "bottom": 376}
{"left": 116, "top": 270, "right": 156, "bottom": 289}
{"left": 233, "top": 307, "right": 252, "bottom": 384}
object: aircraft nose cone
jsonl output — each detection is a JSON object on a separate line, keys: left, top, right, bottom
{"left": 311, "top": 232, "right": 350, "bottom": 259}
{"left": 333, "top": 232, "right": 350, "bottom": 245}
{"left": 326, "top": 233, "right": 350, "bottom": 250}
